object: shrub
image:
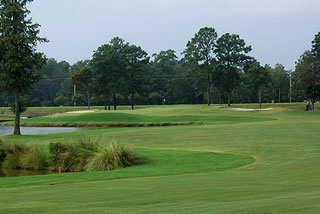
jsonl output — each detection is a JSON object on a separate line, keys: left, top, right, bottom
{"left": 49, "top": 138, "right": 96, "bottom": 172}
{"left": 85, "top": 141, "right": 142, "bottom": 171}
{"left": 0, "top": 141, "right": 49, "bottom": 170}
{"left": 19, "top": 146, "right": 48, "bottom": 170}
{"left": 2, "top": 152, "right": 22, "bottom": 169}
{"left": 0, "top": 146, "right": 5, "bottom": 164}
{"left": 0, "top": 138, "right": 142, "bottom": 173}
{"left": 49, "top": 138, "right": 142, "bottom": 172}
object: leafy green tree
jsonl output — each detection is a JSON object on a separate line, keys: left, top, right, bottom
{"left": 214, "top": 33, "right": 252, "bottom": 107}
{"left": 295, "top": 51, "right": 320, "bottom": 110}
{"left": 54, "top": 95, "right": 68, "bottom": 106}
{"left": 124, "top": 45, "right": 149, "bottom": 110}
{"left": 247, "top": 62, "right": 271, "bottom": 109}
{"left": 90, "top": 44, "right": 113, "bottom": 110}
{"left": 183, "top": 27, "right": 218, "bottom": 106}
{"left": 150, "top": 50, "right": 178, "bottom": 103}
{"left": 25, "top": 58, "right": 70, "bottom": 106}
{"left": 69, "top": 60, "right": 90, "bottom": 106}
{"left": 0, "top": 0, "right": 47, "bottom": 135}
{"left": 268, "top": 64, "right": 290, "bottom": 103}
{"left": 91, "top": 38, "right": 128, "bottom": 111}
{"left": 71, "top": 66, "right": 93, "bottom": 110}
{"left": 312, "top": 32, "right": 320, "bottom": 59}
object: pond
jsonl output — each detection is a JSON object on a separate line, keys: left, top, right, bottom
{"left": 0, "top": 126, "right": 86, "bottom": 136}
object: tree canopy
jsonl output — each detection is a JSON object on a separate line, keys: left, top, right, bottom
{"left": 0, "top": 0, "right": 47, "bottom": 135}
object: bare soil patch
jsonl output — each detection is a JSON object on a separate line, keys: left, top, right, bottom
{"left": 222, "top": 107, "right": 274, "bottom": 112}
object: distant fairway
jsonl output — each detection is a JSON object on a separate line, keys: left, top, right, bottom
{"left": 1, "top": 104, "right": 320, "bottom": 213}
{"left": 7, "top": 105, "right": 274, "bottom": 127}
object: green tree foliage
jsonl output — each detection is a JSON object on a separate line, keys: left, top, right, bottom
{"left": 267, "top": 64, "right": 290, "bottom": 103}
{"left": 149, "top": 50, "right": 199, "bottom": 105}
{"left": 312, "top": 32, "right": 320, "bottom": 59}
{"left": 295, "top": 51, "right": 320, "bottom": 110}
{"left": 247, "top": 61, "right": 271, "bottom": 109}
{"left": 25, "top": 58, "right": 70, "bottom": 106}
{"left": 123, "top": 45, "right": 149, "bottom": 110}
{"left": 183, "top": 27, "right": 218, "bottom": 106}
{"left": 214, "top": 33, "right": 252, "bottom": 107}
{"left": 91, "top": 37, "right": 128, "bottom": 110}
{"left": 0, "top": 0, "right": 47, "bottom": 135}
{"left": 72, "top": 66, "right": 92, "bottom": 110}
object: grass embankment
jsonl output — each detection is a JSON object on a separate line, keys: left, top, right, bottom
{"left": 0, "top": 105, "right": 152, "bottom": 117}
{"left": 1, "top": 105, "right": 320, "bottom": 213}
{"left": 3, "top": 105, "right": 274, "bottom": 127}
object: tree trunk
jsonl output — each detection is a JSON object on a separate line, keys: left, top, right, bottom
{"left": 87, "top": 89, "right": 90, "bottom": 110}
{"left": 278, "top": 88, "right": 281, "bottom": 103}
{"left": 113, "top": 92, "right": 117, "bottom": 111}
{"left": 259, "top": 88, "right": 262, "bottom": 109}
{"left": 207, "top": 73, "right": 211, "bottom": 106}
{"left": 228, "top": 93, "right": 231, "bottom": 108}
{"left": 108, "top": 98, "right": 111, "bottom": 110}
{"left": 104, "top": 99, "right": 107, "bottom": 111}
{"left": 312, "top": 102, "right": 315, "bottom": 111}
{"left": 131, "top": 92, "right": 134, "bottom": 110}
{"left": 14, "top": 90, "right": 21, "bottom": 135}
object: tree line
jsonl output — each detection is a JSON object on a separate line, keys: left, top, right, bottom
{"left": 1, "top": 29, "right": 319, "bottom": 111}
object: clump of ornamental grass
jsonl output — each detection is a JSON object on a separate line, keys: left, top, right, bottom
{"left": 49, "top": 139, "right": 96, "bottom": 172}
{"left": 49, "top": 138, "right": 142, "bottom": 172}
{"left": 0, "top": 140, "right": 48, "bottom": 170}
{"left": 0, "top": 138, "right": 142, "bottom": 173}
{"left": 19, "top": 146, "right": 48, "bottom": 170}
{"left": 0, "top": 146, "right": 6, "bottom": 164}
{"left": 84, "top": 141, "right": 141, "bottom": 171}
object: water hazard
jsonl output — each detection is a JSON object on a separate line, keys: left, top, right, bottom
{"left": 0, "top": 125, "right": 86, "bottom": 177}
{"left": 0, "top": 126, "right": 86, "bottom": 136}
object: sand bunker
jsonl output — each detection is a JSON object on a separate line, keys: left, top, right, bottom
{"left": 223, "top": 107, "right": 274, "bottom": 112}
{"left": 66, "top": 110, "right": 96, "bottom": 114}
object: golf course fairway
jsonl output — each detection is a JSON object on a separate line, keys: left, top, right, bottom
{"left": 0, "top": 104, "right": 320, "bottom": 213}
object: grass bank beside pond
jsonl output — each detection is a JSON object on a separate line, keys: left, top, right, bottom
{"left": 3, "top": 105, "right": 275, "bottom": 127}
{"left": 0, "top": 105, "right": 152, "bottom": 117}
{"left": 1, "top": 104, "right": 320, "bottom": 213}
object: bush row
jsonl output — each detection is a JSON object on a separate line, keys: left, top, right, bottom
{"left": 0, "top": 138, "right": 142, "bottom": 172}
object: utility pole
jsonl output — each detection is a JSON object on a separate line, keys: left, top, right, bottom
{"left": 289, "top": 70, "right": 292, "bottom": 103}
{"left": 74, "top": 85, "right": 76, "bottom": 106}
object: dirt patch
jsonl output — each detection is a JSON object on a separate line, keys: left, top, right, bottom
{"left": 65, "top": 110, "right": 97, "bottom": 114}
{"left": 222, "top": 107, "right": 274, "bottom": 112}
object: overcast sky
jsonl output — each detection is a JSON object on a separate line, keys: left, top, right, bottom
{"left": 29, "top": 0, "right": 320, "bottom": 70}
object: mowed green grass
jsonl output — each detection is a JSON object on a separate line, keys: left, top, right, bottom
{"left": 1, "top": 104, "right": 320, "bottom": 213}
{"left": 4, "top": 104, "right": 274, "bottom": 127}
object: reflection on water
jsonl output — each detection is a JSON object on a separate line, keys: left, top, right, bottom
{"left": 0, "top": 126, "right": 86, "bottom": 136}
{"left": 0, "top": 168, "right": 55, "bottom": 178}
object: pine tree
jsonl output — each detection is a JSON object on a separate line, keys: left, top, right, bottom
{"left": 0, "top": 0, "right": 47, "bottom": 135}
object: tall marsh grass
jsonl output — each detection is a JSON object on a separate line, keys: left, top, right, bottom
{"left": 0, "top": 140, "right": 48, "bottom": 170}
{"left": 0, "top": 138, "right": 142, "bottom": 173}
{"left": 49, "top": 138, "right": 142, "bottom": 172}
